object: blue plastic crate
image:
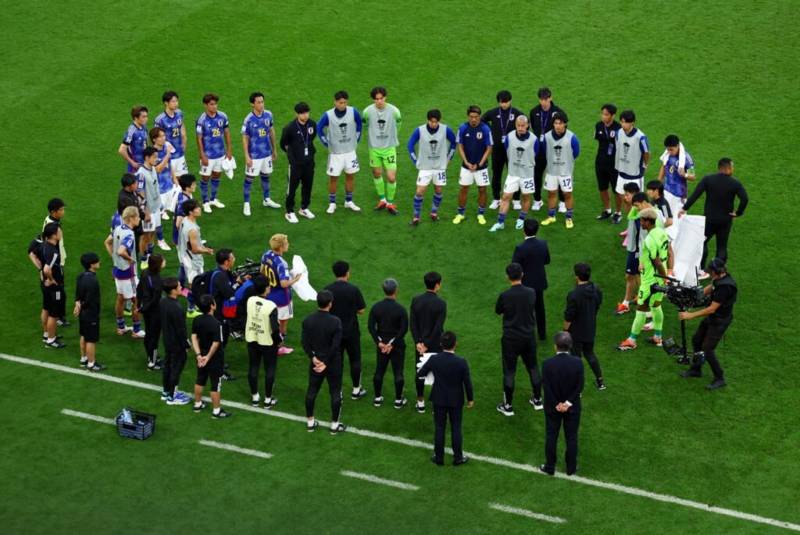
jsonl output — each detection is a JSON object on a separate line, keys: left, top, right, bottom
{"left": 116, "top": 408, "right": 156, "bottom": 440}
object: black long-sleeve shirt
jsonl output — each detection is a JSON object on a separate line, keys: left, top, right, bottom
{"left": 683, "top": 172, "right": 748, "bottom": 221}
{"left": 564, "top": 282, "right": 602, "bottom": 343}
{"left": 160, "top": 296, "right": 189, "bottom": 354}
{"left": 481, "top": 106, "right": 524, "bottom": 152}
{"left": 529, "top": 103, "right": 566, "bottom": 140}
{"left": 325, "top": 280, "right": 366, "bottom": 338}
{"left": 280, "top": 119, "right": 317, "bottom": 167}
{"left": 301, "top": 310, "right": 342, "bottom": 364}
{"left": 495, "top": 284, "right": 536, "bottom": 340}
{"left": 368, "top": 298, "right": 408, "bottom": 347}
{"left": 75, "top": 271, "right": 100, "bottom": 322}
{"left": 211, "top": 268, "right": 236, "bottom": 321}
{"left": 136, "top": 269, "right": 162, "bottom": 315}
{"left": 410, "top": 291, "right": 447, "bottom": 351}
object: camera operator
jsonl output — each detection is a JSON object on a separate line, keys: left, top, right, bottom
{"left": 678, "top": 258, "right": 736, "bottom": 390}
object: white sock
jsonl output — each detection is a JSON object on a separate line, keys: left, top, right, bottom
{"left": 212, "top": 407, "right": 221, "bottom": 415}
{"left": 264, "top": 397, "right": 272, "bottom": 404}
{"left": 252, "top": 393, "right": 259, "bottom": 402}
{"left": 330, "top": 421, "right": 339, "bottom": 430}
{"left": 43, "top": 331, "right": 48, "bottom": 338}
{"left": 307, "top": 419, "right": 315, "bottom": 428}
{"left": 352, "top": 387, "right": 361, "bottom": 395}
{"left": 623, "top": 300, "right": 629, "bottom": 306}
{"left": 46, "top": 337, "right": 55, "bottom": 343}
{"left": 80, "top": 355, "right": 87, "bottom": 361}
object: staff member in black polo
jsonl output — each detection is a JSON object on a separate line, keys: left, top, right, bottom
{"left": 137, "top": 253, "right": 164, "bottom": 371}
{"left": 482, "top": 90, "right": 524, "bottom": 208}
{"left": 303, "top": 290, "right": 345, "bottom": 434}
{"left": 564, "top": 262, "right": 605, "bottom": 390}
{"left": 410, "top": 271, "right": 447, "bottom": 414}
{"left": 495, "top": 263, "right": 542, "bottom": 416}
{"left": 417, "top": 331, "right": 474, "bottom": 466}
{"left": 593, "top": 103, "right": 623, "bottom": 222}
{"left": 368, "top": 278, "right": 409, "bottom": 409}
{"left": 529, "top": 87, "right": 566, "bottom": 209}
{"left": 41, "top": 223, "right": 66, "bottom": 349}
{"left": 540, "top": 331, "right": 584, "bottom": 476}
{"left": 281, "top": 101, "right": 318, "bottom": 223}
{"left": 679, "top": 157, "right": 748, "bottom": 276}
{"left": 325, "top": 260, "right": 367, "bottom": 400}
{"left": 512, "top": 218, "right": 550, "bottom": 340}
{"left": 679, "top": 258, "right": 737, "bottom": 390}
{"left": 74, "top": 252, "right": 103, "bottom": 371}
{"left": 160, "top": 277, "right": 191, "bottom": 405}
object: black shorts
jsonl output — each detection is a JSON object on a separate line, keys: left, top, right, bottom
{"left": 625, "top": 251, "right": 639, "bottom": 275}
{"left": 79, "top": 318, "right": 100, "bottom": 343}
{"left": 595, "top": 161, "right": 617, "bottom": 191}
{"left": 43, "top": 284, "right": 66, "bottom": 317}
{"left": 196, "top": 357, "right": 225, "bottom": 392}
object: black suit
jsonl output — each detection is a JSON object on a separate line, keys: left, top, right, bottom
{"left": 541, "top": 352, "right": 584, "bottom": 475}
{"left": 417, "top": 351, "right": 473, "bottom": 463}
{"left": 512, "top": 236, "right": 550, "bottom": 340}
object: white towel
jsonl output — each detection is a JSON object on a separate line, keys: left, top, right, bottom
{"left": 659, "top": 142, "right": 686, "bottom": 172}
{"left": 221, "top": 156, "right": 237, "bottom": 179}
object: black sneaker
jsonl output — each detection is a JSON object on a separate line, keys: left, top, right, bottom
{"left": 373, "top": 396, "right": 384, "bottom": 407}
{"left": 43, "top": 334, "right": 63, "bottom": 342}
{"left": 496, "top": 403, "right": 515, "bottom": 416}
{"left": 79, "top": 358, "right": 88, "bottom": 367}
{"left": 251, "top": 397, "right": 260, "bottom": 407}
{"left": 706, "top": 379, "right": 727, "bottom": 390}
{"left": 307, "top": 420, "right": 319, "bottom": 433}
{"left": 86, "top": 362, "right": 105, "bottom": 372}
{"left": 539, "top": 464, "right": 555, "bottom": 476}
{"left": 453, "top": 456, "right": 469, "bottom": 466}
{"left": 57, "top": 319, "right": 71, "bottom": 327}
{"left": 529, "top": 397, "right": 544, "bottom": 411}
{"left": 680, "top": 370, "right": 702, "bottom": 378}
{"left": 330, "top": 422, "right": 347, "bottom": 435}
{"left": 611, "top": 212, "right": 622, "bottom": 224}
{"left": 415, "top": 401, "right": 426, "bottom": 414}
{"left": 212, "top": 408, "right": 232, "bottom": 418}
{"left": 222, "top": 372, "right": 236, "bottom": 381}
{"left": 263, "top": 398, "right": 278, "bottom": 410}
{"left": 393, "top": 398, "right": 408, "bottom": 409}
{"left": 596, "top": 379, "right": 607, "bottom": 391}
{"left": 147, "top": 361, "right": 162, "bottom": 371}
{"left": 351, "top": 387, "right": 367, "bottom": 400}
{"left": 596, "top": 210, "right": 612, "bottom": 220}
{"left": 44, "top": 339, "right": 66, "bottom": 349}
{"left": 193, "top": 401, "right": 207, "bottom": 413}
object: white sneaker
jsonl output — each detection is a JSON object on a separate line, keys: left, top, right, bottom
{"left": 263, "top": 198, "right": 281, "bottom": 208}
{"left": 698, "top": 270, "right": 710, "bottom": 280}
{"left": 513, "top": 200, "right": 522, "bottom": 210}
{"left": 532, "top": 200, "right": 544, "bottom": 211}
{"left": 558, "top": 201, "right": 567, "bottom": 213}
{"left": 326, "top": 203, "right": 336, "bottom": 214}
{"left": 161, "top": 212, "right": 170, "bottom": 221}
{"left": 203, "top": 202, "right": 212, "bottom": 213}
{"left": 211, "top": 199, "right": 225, "bottom": 208}
{"left": 298, "top": 208, "right": 315, "bottom": 219}
{"left": 157, "top": 240, "right": 171, "bottom": 251}
{"left": 131, "top": 330, "right": 146, "bottom": 339}
{"left": 489, "top": 199, "right": 500, "bottom": 210}
{"left": 344, "top": 201, "right": 361, "bottom": 212}
{"left": 243, "top": 202, "right": 251, "bottom": 216}
{"left": 515, "top": 218, "right": 525, "bottom": 230}
{"left": 285, "top": 212, "right": 299, "bottom": 224}
{"left": 489, "top": 222, "right": 504, "bottom": 232}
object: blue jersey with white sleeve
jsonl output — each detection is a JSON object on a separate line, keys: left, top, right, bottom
{"left": 122, "top": 122, "right": 147, "bottom": 171}
{"left": 196, "top": 111, "right": 229, "bottom": 159}
{"left": 172, "top": 191, "right": 193, "bottom": 244}
{"left": 154, "top": 110, "right": 185, "bottom": 158}
{"left": 241, "top": 110, "right": 274, "bottom": 159}
{"left": 156, "top": 143, "right": 174, "bottom": 194}
{"left": 664, "top": 151, "right": 695, "bottom": 198}
{"left": 260, "top": 250, "right": 291, "bottom": 307}
{"left": 456, "top": 122, "right": 493, "bottom": 169}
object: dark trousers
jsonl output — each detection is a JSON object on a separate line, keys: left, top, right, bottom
{"left": 305, "top": 359, "right": 343, "bottom": 420}
{"left": 373, "top": 345, "right": 405, "bottom": 400}
{"left": 247, "top": 342, "right": 278, "bottom": 397}
{"left": 544, "top": 409, "right": 580, "bottom": 474}
{"left": 162, "top": 349, "right": 187, "bottom": 395}
{"left": 501, "top": 336, "right": 541, "bottom": 405}
{"left": 571, "top": 340, "right": 603, "bottom": 380}
{"left": 534, "top": 154, "right": 546, "bottom": 202}
{"left": 690, "top": 316, "right": 731, "bottom": 380}
{"left": 701, "top": 218, "right": 733, "bottom": 268}
{"left": 491, "top": 149, "right": 518, "bottom": 201}
{"left": 142, "top": 310, "right": 161, "bottom": 365}
{"left": 533, "top": 288, "right": 547, "bottom": 340}
{"left": 286, "top": 162, "right": 314, "bottom": 213}
{"left": 433, "top": 405, "right": 464, "bottom": 461}
{"left": 341, "top": 334, "right": 362, "bottom": 388}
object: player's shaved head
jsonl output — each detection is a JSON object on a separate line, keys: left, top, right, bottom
{"left": 516, "top": 115, "right": 529, "bottom": 125}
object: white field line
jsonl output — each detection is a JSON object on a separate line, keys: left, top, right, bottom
{"left": 4, "top": 353, "right": 799, "bottom": 533}
{"left": 61, "top": 408, "right": 115, "bottom": 425}
{"left": 488, "top": 502, "right": 567, "bottom": 524}
{"left": 198, "top": 439, "right": 272, "bottom": 459}
{"left": 340, "top": 470, "right": 419, "bottom": 491}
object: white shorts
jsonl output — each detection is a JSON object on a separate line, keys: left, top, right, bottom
{"left": 246, "top": 155, "right": 273, "bottom": 177}
{"left": 416, "top": 170, "right": 447, "bottom": 187}
{"left": 160, "top": 186, "right": 179, "bottom": 213}
{"left": 170, "top": 156, "right": 189, "bottom": 177}
{"left": 664, "top": 190, "right": 684, "bottom": 220}
{"left": 327, "top": 151, "right": 359, "bottom": 176}
{"left": 504, "top": 175, "right": 536, "bottom": 195}
{"left": 115, "top": 277, "right": 137, "bottom": 299}
{"left": 277, "top": 303, "right": 293, "bottom": 320}
{"left": 459, "top": 167, "right": 490, "bottom": 187}
{"left": 181, "top": 257, "right": 202, "bottom": 285}
{"left": 200, "top": 156, "right": 225, "bottom": 176}
{"left": 615, "top": 175, "right": 643, "bottom": 195}
{"left": 142, "top": 210, "right": 161, "bottom": 232}
{"left": 544, "top": 174, "right": 573, "bottom": 193}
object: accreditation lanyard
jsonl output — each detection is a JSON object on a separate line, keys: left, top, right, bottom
{"left": 499, "top": 108, "right": 510, "bottom": 143}
{"left": 603, "top": 122, "right": 613, "bottom": 156}
{"left": 297, "top": 121, "right": 310, "bottom": 156}
{"left": 540, "top": 109, "right": 550, "bottom": 141}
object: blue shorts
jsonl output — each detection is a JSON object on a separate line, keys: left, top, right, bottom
{"left": 625, "top": 252, "right": 639, "bottom": 275}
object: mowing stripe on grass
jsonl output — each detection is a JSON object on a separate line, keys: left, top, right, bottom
{"left": 488, "top": 502, "right": 566, "bottom": 524}
{"left": 198, "top": 439, "right": 272, "bottom": 459}
{"left": 61, "top": 408, "right": 115, "bottom": 425}
{"left": 340, "top": 470, "right": 419, "bottom": 491}
{"left": 4, "top": 353, "right": 799, "bottom": 533}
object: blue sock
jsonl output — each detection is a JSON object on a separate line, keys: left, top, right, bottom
{"left": 518, "top": 211, "right": 527, "bottom": 221}
{"left": 432, "top": 193, "right": 443, "bottom": 213}
{"left": 260, "top": 174, "right": 271, "bottom": 199}
{"left": 187, "top": 291, "right": 195, "bottom": 309}
{"left": 548, "top": 208, "right": 557, "bottom": 217}
{"left": 210, "top": 178, "right": 220, "bottom": 200}
{"left": 345, "top": 191, "right": 353, "bottom": 203}
{"left": 200, "top": 180, "right": 209, "bottom": 203}
{"left": 478, "top": 205, "right": 486, "bottom": 216}
{"left": 243, "top": 177, "right": 253, "bottom": 202}
{"left": 413, "top": 195, "right": 423, "bottom": 217}
{"left": 457, "top": 206, "right": 465, "bottom": 216}
{"left": 498, "top": 213, "right": 507, "bottom": 224}
{"left": 116, "top": 317, "right": 125, "bottom": 329}
{"left": 156, "top": 225, "right": 163, "bottom": 241}
{"left": 133, "top": 320, "right": 142, "bottom": 332}
{"left": 146, "top": 243, "right": 154, "bottom": 257}
{"left": 566, "top": 208, "right": 574, "bottom": 219}
{"left": 329, "top": 193, "right": 336, "bottom": 204}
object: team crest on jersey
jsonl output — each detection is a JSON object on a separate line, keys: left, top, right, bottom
{"left": 308, "top": 127, "right": 314, "bottom": 134}
{"left": 217, "top": 119, "right": 223, "bottom": 127}
{"left": 429, "top": 139, "right": 440, "bottom": 155}
{"left": 477, "top": 132, "right": 483, "bottom": 140}
{"left": 554, "top": 145, "right": 563, "bottom": 158}
{"left": 338, "top": 123, "right": 348, "bottom": 133}
{"left": 509, "top": 113, "right": 515, "bottom": 121}
{"left": 609, "top": 131, "right": 615, "bottom": 138}
{"left": 622, "top": 142, "right": 631, "bottom": 160}
{"left": 515, "top": 147, "right": 525, "bottom": 160}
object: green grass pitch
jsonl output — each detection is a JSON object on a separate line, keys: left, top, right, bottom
{"left": 1, "top": 1, "right": 799, "bottom": 533}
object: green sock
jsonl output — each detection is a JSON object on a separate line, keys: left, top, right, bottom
{"left": 652, "top": 306, "right": 664, "bottom": 336}
{"left": 374, "top": 178, "right": 386, "bottom": 199}
{"left": 386, "top": 181, "right": 397, "bottom": 202}
{"left": 630, "top": 311, "right": 647, "bottom": 339}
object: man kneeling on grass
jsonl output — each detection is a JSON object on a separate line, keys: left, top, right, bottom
{"left": 191, "top": 294, "right": 231, "bottom": 418}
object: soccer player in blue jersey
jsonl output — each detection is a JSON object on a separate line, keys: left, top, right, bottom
{"left": 118, "top": 105, "right": 148, "bottom": 172}
{"left": 149, "top": 127, "right": 175, "bottom": 251}
{"left": 154, "top": 91, "right": 189, "bottom": 179}
{"left": 261, "top": 234, "right": 302, "bottom": 354}
{"left": 241, "top": 91, "right": 280, "bottom": 217}
{"left": 172, "top": 174, "right": 196, "bottom": 245}
{"left": 407, "top": 109, "right": 457, "bottom": 226}
{"left": 657, "top": 134, "right": 695, "bottom": 220}
{"left": 454, "top": 105, "right": 493, "bottom": 225}
{"left": 196, "top": 93, "right": 232, "bottom": 213}
{"left": 318, "top": 90, "right": 363, "bottom": 214}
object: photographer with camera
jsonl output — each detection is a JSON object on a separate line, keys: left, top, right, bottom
{"left": 678, "top": 258, "right": 736, "bottom": 390}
